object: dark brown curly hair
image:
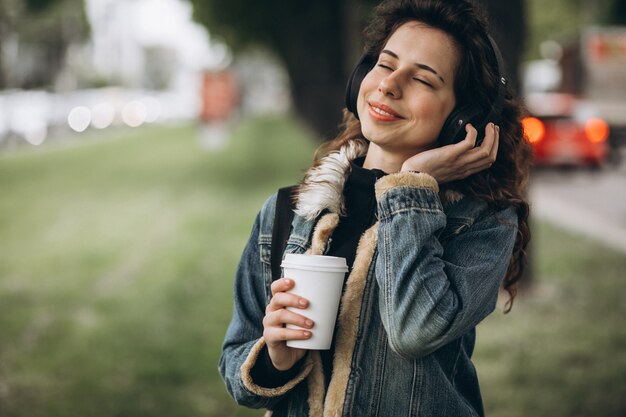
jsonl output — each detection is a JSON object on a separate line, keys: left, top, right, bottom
{"left": 309, "top": 0, "right": 533, "bottom": 312}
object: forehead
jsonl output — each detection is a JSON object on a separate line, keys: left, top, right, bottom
{"left": 384, "top": 21, "right": 459, "bottom": 81}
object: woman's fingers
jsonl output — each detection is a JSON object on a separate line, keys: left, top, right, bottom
{"left": 441, "top": 123, "right": 499, "bottom": 180}
{"left": 263, "top": 309, "right": 314, "bottom": 344}
{"left": 460, "top": 124, "right": 498, "bottom": 162}
{"left": 263, "top": 326, "right": 312, "bottom": 344}
{"left": 269, "top": 278, "right": 308, "bottom": 309}
{"left": 263, "top": 277, "right": 312, "bottom": 370}
{"left": 490, "top": 125, "right": 500, "bottom": 161}
{"left": 264, "top": 280, "right": 314, "bottom": 345}
{"left": 270, "top": 277, "right": 294, "bottom": 296}
{"left": 265, "top": 277, "right": 314, "bottom": 343}
{"left": 263, "top": 306, "right": 314, "bottom": 329}
{"left": 448, "top": 123, "right": 478, "bottom": 155}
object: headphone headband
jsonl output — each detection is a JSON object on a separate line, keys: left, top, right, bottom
{"left": 483, "top": 34, "right": 507, "bottom": 126}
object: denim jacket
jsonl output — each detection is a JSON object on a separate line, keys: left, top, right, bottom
{"left": 219, "top": 168, "right": 518, "bottom": 417}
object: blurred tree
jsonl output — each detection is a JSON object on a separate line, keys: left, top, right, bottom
{"left": 24, "top": 0, "right": 55, "bottom": 13}
{"left": 189, "top": 0, "right": 526, "bottom": 138}
{"left": 525, "top": 0, "right": 626, "bottom": 61}
{"left": 0, "top": 0, "right": 89, "bottom": 89}
{"left": 190, "top": 0, "right": 378, "bottom": 139}
{"left": 604, "top": 0, "right": 626, "bottom": 24}
{"left": 477, "top": 0, "right": 526, "bottom": 95}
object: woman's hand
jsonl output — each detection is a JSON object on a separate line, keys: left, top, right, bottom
{"left": 262, "top": 278, "right": 314, "bottom": 371}
{"left": 401, "top": 123, "right": 499, "bottom": 183}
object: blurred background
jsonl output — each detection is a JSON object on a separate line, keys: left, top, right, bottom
{"left": 0, "top": 0, "right": 625, "bottom": 416}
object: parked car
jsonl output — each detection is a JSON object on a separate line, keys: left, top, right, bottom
{"left": 522, "top": 27, "right": 626, "bottom": 167}
{"left": 522, "top": 92, "right": 610, "bottom": 167}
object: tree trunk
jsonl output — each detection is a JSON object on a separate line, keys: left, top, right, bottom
{"left": 277, "top": 1, "right": 350, "bottom": 140}
{"left": 478, "top": 0, "right": 527, "bottom": 95}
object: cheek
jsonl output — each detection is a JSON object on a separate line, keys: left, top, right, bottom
{"left": 417, "top": 96, "right": 455, "bottom": 126}
{"left": 410, "top": 98, "right": 441, "bottom": 123}
{"left": 357, "top": 73, "right": 377, "bottom": 111}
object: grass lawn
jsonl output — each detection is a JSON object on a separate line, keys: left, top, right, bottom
{"left": 0, "top": 115, "right": 624, "bottom": 417}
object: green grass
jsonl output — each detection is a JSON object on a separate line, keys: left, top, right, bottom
{"left": 1, "top": 115, "right": 624, "bottom": 417}
{"left": 0, "top": 117, "right": 316, "bottom": 417}
{"left": 475, "top": 223, "right": 626, "bottom": 417}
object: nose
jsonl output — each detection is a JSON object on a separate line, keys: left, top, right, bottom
{"left": 378, "top": 71, "right": 402, "bottom": 99}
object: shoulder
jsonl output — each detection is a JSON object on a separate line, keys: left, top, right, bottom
{"left": 257, "top": 192, "right": 279, "bottom": 238}
{"left": 443, "top": 192, "right": 518, "bottom": 230}
{"left": 257, "top": 187, "right": 308, "bottom": 238}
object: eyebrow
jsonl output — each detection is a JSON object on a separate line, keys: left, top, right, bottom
{"left": 380, "top": 49, "right": 446, "bottom": 84}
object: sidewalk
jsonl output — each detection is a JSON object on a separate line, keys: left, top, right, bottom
{"left": 529, "top": 164, "right": 626, "bottom": 253}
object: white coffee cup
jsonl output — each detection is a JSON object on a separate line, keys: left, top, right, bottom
{"left": 281, "top": 254, "right": 349, "bottom": 350}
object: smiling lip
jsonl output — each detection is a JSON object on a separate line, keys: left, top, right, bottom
{"left": 368, "top": 101, "right": 404, "bottom": 121}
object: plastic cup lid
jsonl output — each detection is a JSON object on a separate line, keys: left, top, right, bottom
{"left": 281, "top": 254, "right": 349, "bottom": 273}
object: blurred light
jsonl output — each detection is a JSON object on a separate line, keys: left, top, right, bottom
{"left": 523, "top": 61, "right": 563, "bottom": 94}
{"left": 23, "top": 123, "right": 48, "bottom": 146}
{"left": 91, "top": 102, "right": 115, "bottom": 129}
{"left": 539, "top": 40, "right": 563, "bottom": 61}
{"left": 522, "top": 117, "right": 545, "bottom": 144}
{"left": 68, "top": 106, "right": 92, "bottom": 132}
{"left": 584, "top": 118, "right": 609, "bottom": 143}
{"left": 141, "top": 96, "right": 162, "bottom": 123}
{"left": 122, "top": 101, "right": 147, "bottom": 127}
{"left": 208, "top": 42, "right": 233, "bottom": 70}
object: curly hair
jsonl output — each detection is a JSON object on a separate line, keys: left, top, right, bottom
{"left": 309, "top": 0, "right": 533, "bottom": 312}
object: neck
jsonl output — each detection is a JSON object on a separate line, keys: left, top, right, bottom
{"left": 363, "top": 143, "right": 413, "bottom": 173}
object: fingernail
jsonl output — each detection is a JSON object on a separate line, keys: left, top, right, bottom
{"left": 299, "top": 298, "right": 307, "bottom": 307}
{"left": 283, "top": 278, "right": 291, "bottom": 284}
{"left": 305, "top": 320, "right": 314, "bottom": 327}
{"left": 304, "top": 331, "right": 311, "bottom": 338}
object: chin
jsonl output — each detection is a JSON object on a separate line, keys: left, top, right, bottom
{"left": 359, "top": 119, "right": 374, "bottom": 140}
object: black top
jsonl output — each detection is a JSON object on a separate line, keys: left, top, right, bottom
{"left": 327, "top": 158, "right": 386, "bottom": 271}
{"left": 251, "top": 158, "right": 386, "bottom": 388}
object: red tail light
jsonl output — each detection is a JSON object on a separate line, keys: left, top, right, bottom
{"left": 584, "top": 118, "right": 609, "bottom": 143}
{"left": 522, "top": 117, "right": 545, "bottom": 144}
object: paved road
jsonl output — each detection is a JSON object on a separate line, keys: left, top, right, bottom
{"left": 529, "top": 149, "right": 626, "bottom": 253}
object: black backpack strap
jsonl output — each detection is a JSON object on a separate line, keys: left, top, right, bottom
{"left": 270, "top": 186, "right": 296, "bottom": 282}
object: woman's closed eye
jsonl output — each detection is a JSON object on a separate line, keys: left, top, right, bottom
{"left": 377, "top": 63, "right": 394, "bottom": 71}
{"left": 413, "top": 77, "right": 433, "bottom": 88}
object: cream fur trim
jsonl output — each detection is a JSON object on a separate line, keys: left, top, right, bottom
{"left": 295, "top": 139, "right": 368, "bottom": 220}
{"left": 307, "top": 351, "right": 325, "bottom": 417}
{"left": 324, "top": 223, "right": 379, "bottom": 416}
{"left": 374, "top": 171, "right": 439, "bottom": 199}
{"left": 309, "top": 213, "right": 340, "bottom": 255}
{"left": 240, "top": 338, "right": 314, "bottom": 397}
{"left": 441, "top": 189, "right": 465, "bottom": 204}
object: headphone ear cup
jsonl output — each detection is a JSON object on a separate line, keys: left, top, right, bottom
{"left": 345, "top": 55, "right": 376, "bottom": 119}
{"left": 438, "top": 106, "right": 484, "bottom": 147}
{"left": 438, "top": 35, "right": 506, "bottom": 148}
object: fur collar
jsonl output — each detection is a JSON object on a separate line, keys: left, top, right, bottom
{"left": 295, "top": 139, "right": 464, "bottom": 219}
{"left": 295, "top": 138, "right": 369, "bottom": 220}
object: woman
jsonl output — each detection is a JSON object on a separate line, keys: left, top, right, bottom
{"left": 219, "top": 0, "right": 532, "bottom": 416}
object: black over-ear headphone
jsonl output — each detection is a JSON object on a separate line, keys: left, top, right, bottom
{"left": 345, "top": 34, "right": 507, "bottom": 147}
